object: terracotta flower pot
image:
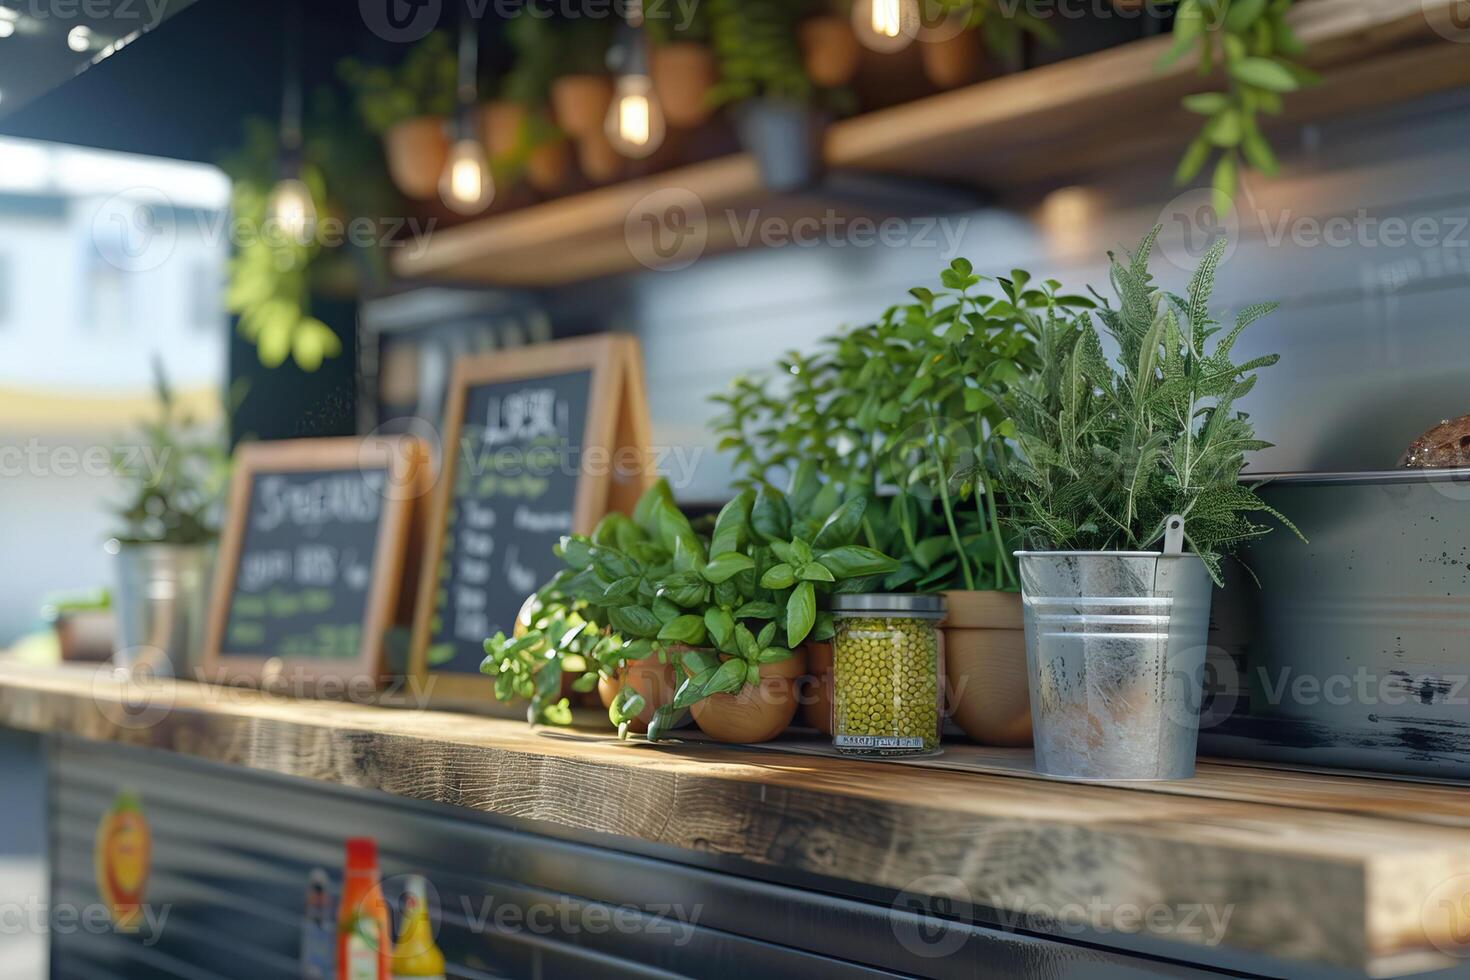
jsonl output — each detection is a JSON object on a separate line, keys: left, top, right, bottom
{"left": 799, "top": 14, "right": 862, "bottom": 88}
{"left": 551, "top": 74, "right": 613, "bottom": 139}
{"left": 525, "top": 137, "right": 572, "bottom": 193}
{"left": 651, "top": 42, "right": 718, "bottom": 127}
{"left": 479, "top": 100, "right": 528, "bottom": 159}
{"left": 382, "top": 116, "right": 449, "bottom": 201}
{"left": 689, "top": 648, "right": 808, "bottom": 744}
{"left": 942, "top": 590, "right": 1031, "bottom": 747}
{"left": 575, "top": 129, "right": 624, "bottom": 184}
{"left": 799, "top": 641, "right": 834, "bottom": 735}
{"left": 598, "top": 656, "right": 684, "bottom": 734}
{"left": 920, "top": 30, "right": 983, "bottom": 89}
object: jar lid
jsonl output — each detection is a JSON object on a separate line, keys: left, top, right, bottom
{"left": 829, "top": 593, "right": 946, "bottom": 615}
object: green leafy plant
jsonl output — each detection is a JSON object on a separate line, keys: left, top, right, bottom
{"left": 1160, "top": 0, "right": 1315, "bottom": 211}
{"left": 220, "top": 88, "right": 400, "bottom": 372}
{"left": 338, "top": 31, "right": 458, "bottom": 134}
{"left": 707, "top": 0, "right": 815, "bottom": 105}
{"left": 481, "top": 479, "right": 896, "bottom": 737}
{"left": 929, "top": 0, "right": 1056, "bottom": 63}
{"left": 713, "top": 259, "right": 1092, "bottom": 594}
{"left": 997, "top": 226, "right": 1301, "bottom": 584}
{"left": 644, "top": 0, "right": 710, "bottom": 46}
{"left": 110, "top": 361, "right": 230, "bottom": 546}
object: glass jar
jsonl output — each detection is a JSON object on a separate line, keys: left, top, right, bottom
{"left": 830, "top": 594, "right": 946, "bottom": 757}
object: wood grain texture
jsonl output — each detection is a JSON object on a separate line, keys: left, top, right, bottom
{"left": 391, "top": 0, "right": 1470, "bottom": 287}
{"left": 2, "top": 663, "right": 1469, "bottom": 975}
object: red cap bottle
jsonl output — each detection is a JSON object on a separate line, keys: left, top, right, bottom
{"left": 338, "top": 838, "right": 390, "bottom": 980}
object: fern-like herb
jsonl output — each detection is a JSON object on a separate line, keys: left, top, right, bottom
{"left": 998, "top": 226, "right": 1301, "bottom": 585}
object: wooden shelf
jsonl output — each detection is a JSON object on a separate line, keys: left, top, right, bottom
{"left": 392, "top": 0, "right": 1470, "bottom": 288}
{"left": 5, "top": 662, "right": 1470, "bottom": 976}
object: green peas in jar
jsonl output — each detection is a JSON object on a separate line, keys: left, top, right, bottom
{"left": 830, "top": 594, "right": 945, "bottom": 757}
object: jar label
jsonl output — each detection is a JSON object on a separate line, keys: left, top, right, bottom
{"left": 834, "top": 735, "right": 924, "bottom": 749}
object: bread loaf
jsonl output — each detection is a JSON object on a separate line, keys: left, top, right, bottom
{"left": 1400, "top": 414, "right": 1470, "bottom": 468}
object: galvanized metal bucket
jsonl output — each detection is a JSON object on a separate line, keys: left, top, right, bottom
{"left": 111, "top": 543, "right": 214, "bottom": 680}
{"left": 1017, "top": 521, "right": 1213, "bottom": 781}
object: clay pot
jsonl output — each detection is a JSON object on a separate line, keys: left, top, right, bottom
{"left": 651, "top": 42, "right": 718, "bottom": 127}
{"left": 479, "top": 100, "right": 528, "bottom": 159}
{"left": 689, "top": 648, "right": 808, "bottom": 744}
{"left": 575, "top": 129, "right": 624, "bottom": 184}
{"left": 799, "top": 641, "right": 834, "bottom": 735}
{"left": 799, "top": 15, "right": 862, "bottom": 88}
{"left": 598, "top": 656, "right": 684, "bottom": 734}
{"left": 525, "top": 137, "right": 572, "bottom": 193}
{"left": 920, "top": 30, "right": 983, "bottom": 89}
{"left": 943, "top": 590, "right": 1031, "bottom": 747}
{"left": 551, "top": 74, "right": 614, "bottom": 139}
{"left": 382, "top": 116, "right": 449, "bottom": 200}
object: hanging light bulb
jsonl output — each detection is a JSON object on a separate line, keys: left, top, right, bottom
{"left": 438, "top": 7, "right": 494, "bottom": 215}
{"left": 439, "top": 135, "right": 494, "bottom": 214}
{"left": 266, "top": 6, "right": 315, "bottom": 246}
{"left": 604, "top": 0, "right": 664, "bottom": 160}
{"left": 605, "top": 72, "right": 664, "bottom": 159}
{"left": 267, "top": 177, "right": 317, "bottom": 245}
{"left": 852, "top": 0, "right": 919, "bottom": 52}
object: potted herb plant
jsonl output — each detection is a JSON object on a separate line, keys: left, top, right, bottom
{"left": 916, "top": 1, "right": 1051, "bottom": 89}
{"left": 712, "top": 261, "right": 1090, "bottom": 745}
{"left": 707, "top": 0, "right": 826, "bottom": 191}
{"left": 646, "top": 3, "right": 718, "bottom": 127}
{"left": 798, "top": 4, "right": 862, "bottom": 88}
{"left": 108, "top": 363, "right": 229, "bottom": 679}
{"left": 998, "top": 228, "right": 1299, "bottom": 780}
{"left": 482, "top": 480, "right": 897, "bottom": 743}
{"left": 338, "top": 32, "right": 457, "bottom": 200}
{"left": 498, "top": 10, "right": 574, "bottom": 193}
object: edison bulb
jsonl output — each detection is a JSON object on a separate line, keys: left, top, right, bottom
{"left": 605, "top": 74, "right": 665, "bottom": 159}
{"left": 266, "top": 177, "right": 316, "bottom": 245}
{"left": 852, "top": 0, "right": 918, "bottom": 52}
{"left": 438, "top": 138, "right": 494, "bottom": 215}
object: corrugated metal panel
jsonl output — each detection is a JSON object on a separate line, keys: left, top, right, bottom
{"left": 47, "top": 738, "right": 1241, "bottom": 979}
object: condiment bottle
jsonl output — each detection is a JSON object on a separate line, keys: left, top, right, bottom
{"left": 391, "top": 875, "right": 445, "bottom": 980}
{"left": 338, "top": 838, "right": 390, "bottom": 980}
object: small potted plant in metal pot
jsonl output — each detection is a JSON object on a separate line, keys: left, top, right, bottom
{"left": 108, "top": 363, "right": 229, "bottom": 679}
{"left": 997, "top": 227, "right": 1300, "bottom": 781}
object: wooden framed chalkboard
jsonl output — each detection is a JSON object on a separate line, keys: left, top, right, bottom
{"left": 409, "top": 335, "right": 653, "bottom": 701}
{"left": 202, "top": 437, "right": 428, "bottom": 688}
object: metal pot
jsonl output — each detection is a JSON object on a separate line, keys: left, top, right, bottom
{"left": 1018, "top": 525, "right": 1213, "bottom": 780}
{"left": 111, "top": 542, "right": 214, "bottom": 680}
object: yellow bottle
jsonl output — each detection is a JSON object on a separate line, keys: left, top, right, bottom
{"left": 391, "top": 876, "right": 445, "bottom": 980}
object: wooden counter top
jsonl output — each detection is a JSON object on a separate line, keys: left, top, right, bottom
{"left": 3, "top": 662, "right": 1469, "bottom": 977}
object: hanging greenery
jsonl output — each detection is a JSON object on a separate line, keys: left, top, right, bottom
{"left": 1160, "top": 0, "right": 1316, "bottom": 212}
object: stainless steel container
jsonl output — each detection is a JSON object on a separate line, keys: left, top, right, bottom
{"left": 1018, "top": 543, "right": 1214, "bottom": 781}
{"left": 111, "top": 543, "right": 214, "bottom": 679}
{"left": 1204, "top": 469, "right": 1470, "bottom": 781}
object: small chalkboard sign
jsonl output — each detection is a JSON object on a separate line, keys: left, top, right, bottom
{"left": 410, "top": 335, "right": 652, "bottom": 701}
{"left": 203, "top": 437, "right": 427, "bottom": 687}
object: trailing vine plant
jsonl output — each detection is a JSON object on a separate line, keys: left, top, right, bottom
{"left": 1160, "top": 0, "right": 1315, "bottom": 211}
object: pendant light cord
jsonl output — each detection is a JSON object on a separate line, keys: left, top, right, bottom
{"left": 279, "top": 1, "right": 304, "bottom": 157}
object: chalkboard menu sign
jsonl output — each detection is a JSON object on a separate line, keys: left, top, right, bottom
{"left": 410, "top": 335, "right": 653, "bottom": 701}
{"left": 204, "top": 437, "right": 426, "bottom": 686}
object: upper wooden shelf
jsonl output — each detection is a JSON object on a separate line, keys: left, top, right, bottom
{"left": 393, "top": 0, "right": 1470, "bottom": 288}
{"left": 4, "top": 661, "right": 1470, "bottom": 976}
